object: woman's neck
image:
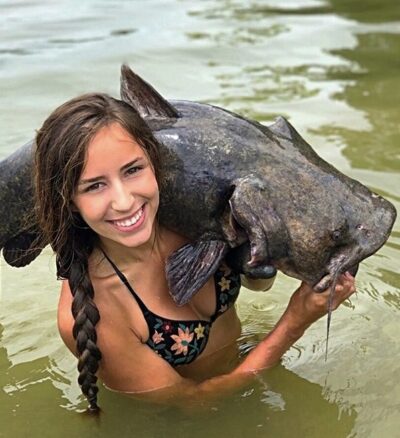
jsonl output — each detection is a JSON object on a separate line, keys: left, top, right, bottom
{"left": 95, "top": 226, "right": 188, "bottom": 270}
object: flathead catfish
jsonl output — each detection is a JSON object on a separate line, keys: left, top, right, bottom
{"left": 119, "top": 65, "right": 396, "bottom": 305}
{"left": 0, "top": 65, "right": 396, "bottom": 309}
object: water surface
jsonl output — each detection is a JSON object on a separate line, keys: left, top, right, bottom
{"left": 1, "top": 0, "right": 399, "bottom": 436}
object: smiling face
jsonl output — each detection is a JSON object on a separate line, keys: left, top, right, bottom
{"left": 73, "top": 122, "right": 159, "bottom": 252}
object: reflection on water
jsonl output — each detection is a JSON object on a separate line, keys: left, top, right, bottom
{"left": 318, "top": 31, "right": 400, "bottom": 173}
{"left": 0, "top": 0, "right": 399, "bottom": 436}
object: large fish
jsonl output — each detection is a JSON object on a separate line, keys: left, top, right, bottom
{"left": 0, "top": 65, "right": 396, "bottom": 311}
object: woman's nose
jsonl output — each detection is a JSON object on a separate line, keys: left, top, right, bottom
{"left": 111, "top": 183, "right": 135, "bottom": 211}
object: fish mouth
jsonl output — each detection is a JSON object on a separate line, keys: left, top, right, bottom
{"left": 313, "top": 245, "right": 362, "bottom": 292}
{"left": 314, "top": 263, "right": 359, "bottom": 292}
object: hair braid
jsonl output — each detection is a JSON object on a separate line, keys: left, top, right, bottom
{"left": 59, "top": 228, "right": 102, "bottom": 412}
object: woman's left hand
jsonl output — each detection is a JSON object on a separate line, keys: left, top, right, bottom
{"left": 283, "top": 272, "right": 356, "bottom": 335}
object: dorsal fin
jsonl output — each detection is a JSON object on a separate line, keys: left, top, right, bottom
{"left": 268, "top": 116, "right": 293, "bottom": 140}
{"left": 120, "top": 64, "right": 179, "bottom": 120}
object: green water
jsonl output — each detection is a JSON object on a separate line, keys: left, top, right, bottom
{"left": 0, "top": 0, "right": 399, "bottom": 436}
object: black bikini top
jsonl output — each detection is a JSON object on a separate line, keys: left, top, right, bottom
{"left": 103, "top": 253, "right": 241, "bottom": 366}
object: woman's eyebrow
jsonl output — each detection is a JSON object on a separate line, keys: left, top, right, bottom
{"left": 121, "top": 158, "right": 142, "bottom": 171}
{"left": 78, "top": 158, "right": 143, "bottom": 185}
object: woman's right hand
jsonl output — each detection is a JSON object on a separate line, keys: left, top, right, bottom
{"left": 282, "top": 272, "right": 356, "bottom": 336}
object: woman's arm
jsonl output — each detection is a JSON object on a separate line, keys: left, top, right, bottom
{"left": 58, "top": 273, "right": 355, "bottom": 403}
{"left": 235, "top": 272, "right": 356, "bottom": 373}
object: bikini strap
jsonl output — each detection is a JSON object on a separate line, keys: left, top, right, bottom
{"left": 101, "top": 250, "right": 151, "bottom": 317}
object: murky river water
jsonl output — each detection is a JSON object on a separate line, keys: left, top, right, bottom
{"left": 0, "top": 0, "right": 399, "bottom": 436}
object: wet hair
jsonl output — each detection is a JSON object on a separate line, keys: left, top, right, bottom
{"left": 33, "top": 93, "right": 161, "bottom": 412}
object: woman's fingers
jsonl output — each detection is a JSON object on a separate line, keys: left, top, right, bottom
{"left": 290, "top": 272, "right": 357, "bottom": 324}
{"left": 331, "top": 272, "right": 356, "bottom": 308}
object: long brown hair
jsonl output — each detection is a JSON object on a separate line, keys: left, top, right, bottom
{"left": 34, "top": 93, "right": 161, "bottom": 412}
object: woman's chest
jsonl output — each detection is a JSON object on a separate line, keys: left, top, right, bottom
{"left": 94, "top": 269, "right": 218, "bottom": 341}
{"left": 94, "top": 267, "right": 241, "bottom": 368}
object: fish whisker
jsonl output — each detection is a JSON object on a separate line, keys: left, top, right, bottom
{"left": 325, "top": 269, "right": 340, "bottom": 361}
{"left": 324, "top": 245, "right": 360, "bottom": 360}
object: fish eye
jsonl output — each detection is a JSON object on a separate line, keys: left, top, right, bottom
{"left": 331, "top": 230, "right": 341, "bottom": 241}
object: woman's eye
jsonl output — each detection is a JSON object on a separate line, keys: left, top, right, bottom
{"left": 126, "top": 166, "right": 142, "bottom": 176}
{"left": 85, "top": 182, "right": 103, "bottom": 192}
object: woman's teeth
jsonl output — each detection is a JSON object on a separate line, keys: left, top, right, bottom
{"left": 113, "top": 208, "right": 143, "bottom": 227}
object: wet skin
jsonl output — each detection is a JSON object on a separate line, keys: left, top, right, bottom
{"left": 73, "top": 123, "right": 159, "bottom": 256}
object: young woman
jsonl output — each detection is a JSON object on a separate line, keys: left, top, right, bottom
{"left": 34, "top": 93, "right": 355, "bottom": 412}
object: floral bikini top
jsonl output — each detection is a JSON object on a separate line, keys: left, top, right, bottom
{"left": 103, "top": 254, "right": 241, "bottom": 367}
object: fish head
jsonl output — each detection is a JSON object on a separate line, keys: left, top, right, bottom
{"left": 277, "top": 192, "right": 397, "bottom": 289}
{"left": 265, "top": 117, "right": 397, "bottom": 289}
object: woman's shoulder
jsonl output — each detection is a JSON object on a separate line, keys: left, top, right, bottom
{"left": 57, "top": 274, "right": 146, "bottom": 357}
{"left": 57, "top": 280, "right": 76, "bottom": 356}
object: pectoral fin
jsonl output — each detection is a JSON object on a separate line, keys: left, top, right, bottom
{"left": 166, "top": 240, "right": 228, "bottom": 306}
